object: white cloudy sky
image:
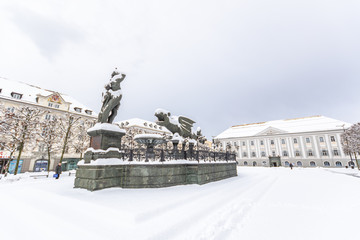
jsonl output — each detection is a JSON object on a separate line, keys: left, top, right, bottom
{"left": 1, "top": 0, "right": 360, "bottom": 139}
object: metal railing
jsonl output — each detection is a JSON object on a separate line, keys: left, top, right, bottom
{"left": 123, "top": 148, "right": 236, "bottom": 162}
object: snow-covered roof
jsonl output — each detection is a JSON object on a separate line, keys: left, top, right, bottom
{"left": 115, "top": 118, "right": 171, "bottom": 134}
{"left": 216, "top": 116, "right": 352, "bottom": 139}
{"left": 0, "top": 77, "right": 96, "bottom": 117}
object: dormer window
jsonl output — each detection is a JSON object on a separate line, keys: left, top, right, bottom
{"left": 144, "top": 123, "right": 148, "bottom": 126}
{"left": 11, "top": 92, "right": 22, "bottom": 99}
{"left": 85, "top": 110, "right": 92, "bottom": 115}
{"left": 74, "top": 107, "right": 82, "bottom": 113}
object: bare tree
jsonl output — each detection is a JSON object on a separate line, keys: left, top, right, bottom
{"left": 341, "top": 123, "right": 360, "bottom": 170}
{"left": 36, "top": 117, "right": 61, "bottom": 172}
{"left": 58, "top": 113, "right": 81, "bottom": 163}
{"left": 0, "top": 106, "right": 44, "bottom": 175}
{"left": 71, "top": 119, "right": 94, "bottom": 160}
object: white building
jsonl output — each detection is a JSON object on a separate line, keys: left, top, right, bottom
{"left": 215, "top": 116, "right": 353, "bottom": 168}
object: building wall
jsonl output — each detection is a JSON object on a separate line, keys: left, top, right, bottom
{"left": 218, "top": 130, "right": 352, "bottom": 168}
{"left": 0, "top": 93, "right": 97, "bottom": 173}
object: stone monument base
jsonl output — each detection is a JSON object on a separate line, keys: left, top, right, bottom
{"left": 74, "top": 162, "right": 237, "bottom": 191}
{"left": 84, "top": 123, "right": 126, "bottom": 163}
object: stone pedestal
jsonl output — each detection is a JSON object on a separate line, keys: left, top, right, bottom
{"left": 84, "top": 123, "right": 126, "bottom": 163}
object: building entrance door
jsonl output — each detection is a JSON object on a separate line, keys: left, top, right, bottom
{"left": 269, "top": 156, "right": 281, "bottom": 167}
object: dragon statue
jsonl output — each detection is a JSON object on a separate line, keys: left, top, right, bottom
{"left": 154, "top": 109, "right": 207, "bottom": 144}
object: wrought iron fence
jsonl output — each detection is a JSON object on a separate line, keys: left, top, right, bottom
{"left": 123, "top": 148, "right": 237, "bottom": 162}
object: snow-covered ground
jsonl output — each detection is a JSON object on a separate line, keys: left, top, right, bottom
{"left": 1, "top": 167, "right": 360, "bottom": 240}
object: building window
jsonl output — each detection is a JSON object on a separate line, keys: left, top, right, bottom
{"left": 324, "top": 161, "right": 330, "bottom": 167}
{"left": 74, "top": 107, "right": 82, "bottom": 113}
{"left": 272, "top": 151, "right": 276, "bottom": 157}
{"left": 283, "top": 151, "right": 288, "bottom": 157}
{"left": 233, "top": 142, "right": 237, "bottom": 146}
{"left": 252, "top": 152, "right": 256, "bottom": 157}
{"left": 252, "top": 161, "right": 257, "bottom": 166}
{"left": 33, "top": 160, "right": 48, "bottom": 172}
{"left": 297, "top": 161, "right": 302, "bottom": 167}
{"left": 306, "top": 138, "right": 310, "bottom": 143}
{"left": 48, "top": 102, "right": 53, "bottom": 107}
{"left": 308, "top": 150, "right": 313, "bottom": 156}
{"left": 333, "top": 150, "right": 339, "bottom": 156}
{"left": 322, "top": 150, "right": 328, "bottom": 156}
{"left": 7, "top": 107, "right": 15, "bottom": 113}
{"left": 261, "top": 151, "right": 266, "bottom": 157}
{"left": 330, "top": 136, "right": 336, "bottom": 142}
{"left": 319, "top": 137, "right": 324, "bottom": 142}
{"left": 260, "top": 140, "right": 264, "bottom": 145}
{"left": 242, "top": 142, "right": 246, "bottom": 146}
{"left": 293, "top": 138, "right": 298, "bottom": 144}
{"left": 85, "top": 110, "right": 92, "bottom": 115}
{"left": 55, "top": 104, "right": 60, "bottom": 109}
{"left": 250, "top": 141, "right": 254, "bottom": 146}
{"left": 281, "top": 139, "right": 285, "bottom": 144}
{"left": 11, "top": 92, "right": 22, "bottom": 99}
{"left": 243, "top": 152, "right": 247, "bottom": 157}
{"left": 335, "top": 161, "right": 342, "bottom": 167}
{"left": 244, "top": 161, "right": 248, "bottom": 166}
{"left": 285, "top": 161, "right": 289, "bottom": 166}
{"left": 310, "top": 161, "right": 316, "bottom": 167}
{"left": 270, "top": 140, "right": 274, "bottom": 145}
{"left": 45, "top": 114, "right": 52, "bottom": 120}
{"left": 295, "top": 150, "right": 300, "bottom": 157}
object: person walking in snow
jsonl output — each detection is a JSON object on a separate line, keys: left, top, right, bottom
{"left": 289, "top": 163, "right": 293, "bottom": 170}
{"left": 55, "top": 163, "right": 62, "bottom": 179}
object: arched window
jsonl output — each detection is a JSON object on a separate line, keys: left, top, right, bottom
{"left": 285, "top": 161, "right": 289, "bottom": 166}
{"left": 295, "top": 150, "right": 301, "bottom": 157}
{"left": 33, "top": 159, "right": 48, "bottom": 172}
{"left": 308, "top": 150, "right": 313, "bottom": 156}
{"left": 293, "top": 138, "right": 298, "bottom": 144}
{"left": 253, "top": 161, "right": 257, "bottom": 166}
{"left": 310, "top": 161, "right": 316, "bottom": 167}
{"left": 244, "top": 161, "right": 248, "bottom": 166}
{"left": 324, "top": 161, "right": 330, "bottom": 167}
{"left": 297, "top": 161, "right": 302, "bottom": 167}
{"left": 335, "top": 161, "right": 342, "bottom": 167}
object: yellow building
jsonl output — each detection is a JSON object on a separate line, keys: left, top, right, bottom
{"left": 0, "top": 77, "right": 97, "bottom": 173}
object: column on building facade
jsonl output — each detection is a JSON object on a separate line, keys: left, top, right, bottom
{"left": 255, "top": 139, "right": 261, "bottom": 160}
{"left": 276, "top": 138, "right": 282, "bottom": 157}
{"left": 324, "top": 134, "right": 333, "bottom": 159}
{"left": 286, "top": 137, "right": 294, "bottom": 158}
{"left": 264, "top": 138, "right": 271, "bottom": 157}
{"left": 246, "top": 140, "right": 251, "bottom": 160}
{"left": 336, "top": 133, "right": 345, "bottom": 158}
{"left": 299, "top": 136, "right": 306, "bottom": 159}
{"left": 312, "top": 135, "right": 320, "bottom": 158}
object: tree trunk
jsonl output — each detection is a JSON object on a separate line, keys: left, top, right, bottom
{"left": 14, "top": 141, "right": 24, "bottom": 175}
{"left": 354, "top": 152, "right": 359, "bottom": 170}
{"left": 47, "top": 148, "right": 51, "bottom": 173}
{"left": 60, "top": 124, "right": 71, "bottom": 163}
{"left": 79, "top": 152, "right": 83, "bottom": 160}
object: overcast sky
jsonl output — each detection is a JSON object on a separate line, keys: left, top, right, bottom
{"left": 1, "top": 0, "right": 360, "bottom": 139}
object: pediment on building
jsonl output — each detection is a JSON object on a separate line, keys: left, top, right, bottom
{"left": 255, "top": 126, "right": 287, "bottom": 136}
{"left": 37, "top": 92, "right": 67, "bottom": 104}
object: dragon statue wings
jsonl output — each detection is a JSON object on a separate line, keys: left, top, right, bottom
{"left": 155, "top": 109, "right": 204, "bottom": 141}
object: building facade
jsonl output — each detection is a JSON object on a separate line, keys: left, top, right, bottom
{"left": 215, "top": 116, "right": 354, "bottom": 168}
{"left": 0, "top": 77, "right": 97, "bottom": 173}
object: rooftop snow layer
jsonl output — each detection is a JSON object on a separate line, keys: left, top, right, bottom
{"left": 216, "top": 116, "right": 352, "bottom": 139}
{"left": 0, "top": 77, "right": 96, "bottom": 116}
